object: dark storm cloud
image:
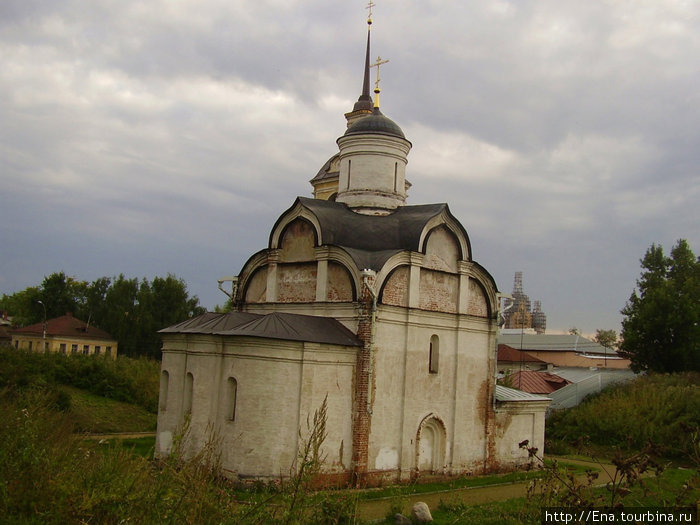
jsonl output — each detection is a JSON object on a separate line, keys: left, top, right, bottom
{"left": 1, "top": 0, "right": 698, "bottom": 334}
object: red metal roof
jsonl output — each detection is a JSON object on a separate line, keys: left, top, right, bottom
{"left": 497, "top": 344, "right": 545, "bottom": 364}
{"left": 505, "top": 370, "right": 571, "bottom": 394}
{"left": 11, "top": 313, "right": 115, "bottom": 341}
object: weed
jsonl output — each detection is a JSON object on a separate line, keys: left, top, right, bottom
{"left": 517, "top": 435, "right": 698, "bottom": 521}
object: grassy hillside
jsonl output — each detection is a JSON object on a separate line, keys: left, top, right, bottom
{"left": 0, "top": 345, "right": 159, "bottom": 412}
{"left": 63, "top": 385, "right": 155, "bottom": 433}
{"left": 0, "top": 389, "right": 243, "bottom": 523}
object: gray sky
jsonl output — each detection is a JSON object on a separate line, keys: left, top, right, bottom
{"left": 1, "top": 0, "right": 698, "bottom": 335}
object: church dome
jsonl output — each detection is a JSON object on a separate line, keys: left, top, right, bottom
{"left": 344, "top": 108, "right": 405, "bottom": 139}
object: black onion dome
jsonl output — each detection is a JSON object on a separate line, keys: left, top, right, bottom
{"left": 344, "top": 108, "right": 405, "bottom": 139}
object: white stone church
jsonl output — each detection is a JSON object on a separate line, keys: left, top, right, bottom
{"left": 155, "top": 13, "right": 549, "bottom": 487}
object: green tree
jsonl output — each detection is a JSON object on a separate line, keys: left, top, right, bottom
{"left": 82, "top": 276, "right": 112, "bottom": 325}
{"left": 3, "top": 272, "right": 205, "bottom": 358}
{"left": 619, "top": 239, "right": 700, "bottom": 372}
{"left": 213, "top": 300, "right": 233, "bottom": 313}
{"left": 38, "top": 272, "right": 88, "bottom": 319}
{"left": 594, "top": 329, "right": 618, "bottom": 350}
{"left": 150, "top": 274, "right": 204, "bottom": 328}
{"left": 100, "top": 275, "right": 140, "bottom": 356}
{"left": 0, "top": 272, "right": 88, "bottom": 325}
{"left": 0, "top": 286, "right": 41, "bottom": 326}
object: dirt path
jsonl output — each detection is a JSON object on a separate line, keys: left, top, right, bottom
{"left": 356, "top": 456, "right": 615, "bottom": 522}
{"left": 356, "top": 481, "right": 531, "bottom": 522}
{"left": 81, "top": 431, "right": 156, "bottom": 440}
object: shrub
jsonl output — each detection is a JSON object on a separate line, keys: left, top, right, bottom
{"left": 546, "top": 372, "right": 700, "bottom": 457}
{"left": 0, "top": 347, "right": 159, "bottom": 412}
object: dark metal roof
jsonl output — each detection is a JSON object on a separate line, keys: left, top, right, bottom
{"left": 160, "top": 311, "right": 362, "bottom": 347}
{"left": 344, "top": 108, "right": 405, "bottom": 139}
{"left": 286, "top": 197, "right": 454, "bottom": 270}
{"left": 160, "top": 311, "right": 262, "bottom": 334}
{"left": 310, "top": 154, "right": 340, "bottom": 183}
{"left": 341, "top": 247, "right": 404, "bottom": 274}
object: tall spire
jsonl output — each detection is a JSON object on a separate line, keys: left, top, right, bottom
{"left": 345, "top": 2, "right": 376, "bottom": 126}
{"left": 354, "top": 29, "right": 372, "bottom": 110}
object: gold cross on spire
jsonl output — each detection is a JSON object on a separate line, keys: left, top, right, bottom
{"left": 370, "top": 55, "right": 389, "bottom": 107}
{"left": 366, "top": 1, "right": 375, "bottom": 24}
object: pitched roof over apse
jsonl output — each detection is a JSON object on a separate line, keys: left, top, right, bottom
{"left": 505, "top": 370, "right": 571, "bottom": 395}
{"left": 160, "top": 311, "right": 263, "bottom": 333}
{"left": 160, "top": 311, "right": 362, "bottom": 347}
{"left": 273, "top": 196, "right": 470, "bottom": 271}
{"left": 11, "top": 313, "right": 115, "bottom": 340}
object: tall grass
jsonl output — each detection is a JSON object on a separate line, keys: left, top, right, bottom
{"left": 546, "top": 372, "right": 700, "bottom": 456}
{"left": 0, "top": 387, "right": 356, "bottom": 524}
{"left": 0, "top": 346, "right": 159, "bottom": 412}
{"left": 0, "top": 388, "right": 242, "bottom": 524}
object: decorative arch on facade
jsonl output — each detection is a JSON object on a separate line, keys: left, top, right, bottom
{"left": 418, "top": 209, "right": 471, "bottom": 262}
{"left": 416, "top": 413, "right": 447, "bottom": 474}
{"left": 269, "top": 199, "right": 324, "bottom": 249}
{"left": 323, "top": 246, "right": 365, "bottom": 301}
{"left": 326, "top": 261, "right": 356, "bottom": 302}
{"left": 423, "top": 225, "right": 460, "bottom": 273}
{"left": 236, "top": 238, "right": 364, "bottom": 305}
{"left": 278, "top": 218, "right": 317, "bottom": 262}
{"left": 243, "top": 265, "right": 268, "bottom": 303}
{"left": 379, "top": 265, "right": 410, "bottom": 307}
{"left": 468, "top": 263, "right": 500, "bottom": 319}
{"left": 467, "top": 279, "right": 491, "bottom": 318}
{"left": 375, "top": 252, "right": 412, "bottom": 286}
{"left": 236, "top": 250, "right": 269, "bottom": 304}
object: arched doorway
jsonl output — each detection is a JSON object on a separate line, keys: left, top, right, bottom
{"left": 416, "top": 415, "right": 446, "bottom": 473}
